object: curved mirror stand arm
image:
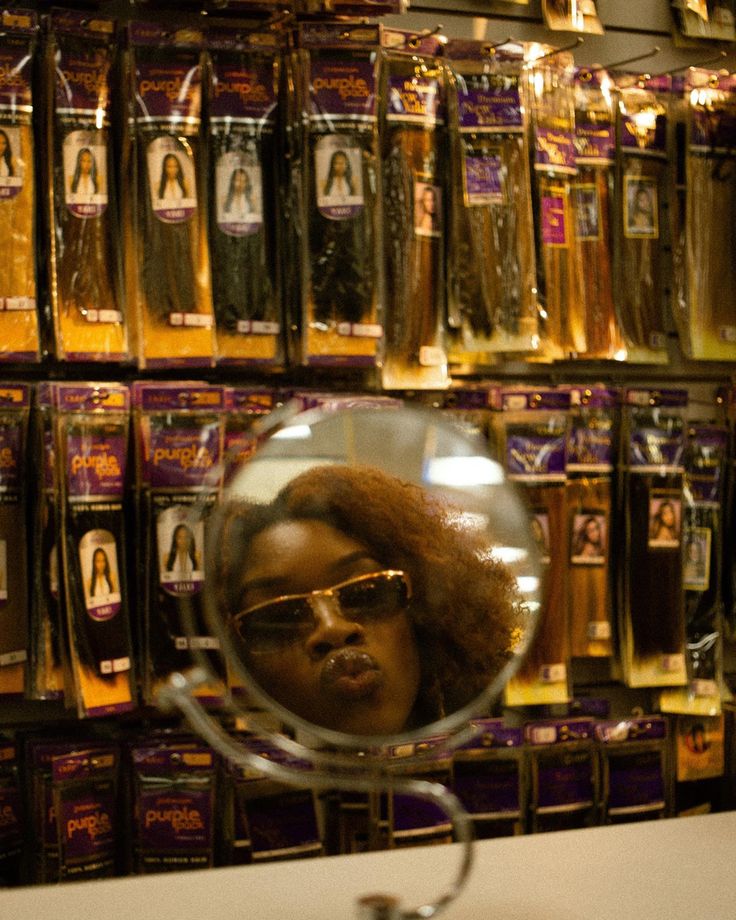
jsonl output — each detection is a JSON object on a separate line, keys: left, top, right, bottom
{"left": 158, "top": 670, "right": 475, "bottom": 920}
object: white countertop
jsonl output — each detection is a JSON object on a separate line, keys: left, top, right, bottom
{"left": 2, "top": 811, "right": 734, "bottom": 919}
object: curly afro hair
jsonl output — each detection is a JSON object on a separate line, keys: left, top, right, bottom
{"left": 214, "top": 464, "right": 523, "bottom": 729}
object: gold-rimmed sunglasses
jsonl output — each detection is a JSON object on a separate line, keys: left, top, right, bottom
{"left": 230, "top": 570, "right": 412, "bottom": 655}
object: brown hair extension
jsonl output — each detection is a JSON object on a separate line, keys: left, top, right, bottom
{"left": 566, "top": 476, "right": 613, "bottom": 658}
{"left": 507, "top": 481, "right": 569, "bottom": 696}
{"left": 380, "top": 44, "right": 447, "bottom": 389}
{"left": 573, "top": 167, "right": 623, "bottom": 358}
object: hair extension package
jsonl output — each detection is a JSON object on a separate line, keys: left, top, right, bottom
{"left": 444, "top": 40, "right": 538, "bottom": 362}
{"left": 613, "top": 77, "right": 671, "bottom": 364}
{"left": 595, "top": 716, "right": 669, "bottom": 823}
{"left": 43, "top": 10, "right": 128, "bottom": 363}
{"left": 223, "top": 734, "right": 323, "bottom": 864}
{"left": 51, "top": 747, "right": 119, "bottom": 881}
{"left": 285, "top": 22, "right": 384, "bottom": 369}
{"left": 123, "top": 22, "right": 216, "bottom": 369}
{"left": 491, "top": 387, "right": 572, "bottom": 706}
{"left": 524, "top": 45, "right": 585, "bottom": 360}
{"left": 130, "top": 741, "right": 216, "bottom": 873}
{"left": 52, "top": 382, "right": 136, "bottom": 718}
{"left": 618, "top": 388, "right": 688, "bottom": 688}
{"left": 133, "top": 382, "right": 226, "bottom": 707}
{"left": 565, "top": 386, "right": 618, "bottom": 658}
{"left": 0, "top": 10, "right": 40, "bottom": 363}
{"left": 28, "top": 385, "right": 67, "bottom": 703}
{"left": 0, "top": 739, "right": 23, "bottom": 885}
{"left": 572, "top": 67, "right": 625, "bottom": 359}
{"left": 452, "top": 718, "right": 526, "bottom": 837}
{"left": 672, "top": 70, "right": 736, "bottom": 360}
{"left": 379, "top": 28, "right": 449, "bottom": 390}
{"left": 0, "top": 384, "right": 31, "bottom": 698}
{"left": 207, "top": 26, "right": 284, "bottom": 368}
{"left": 525, "top": 718, "right": 598, "bottom": 833}
{"left": 661, "top": 421, "right": 728, "bottom": 716}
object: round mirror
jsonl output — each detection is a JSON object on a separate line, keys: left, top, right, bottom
{"left": 202, "top": 404, "right": 541, "bottom": 750}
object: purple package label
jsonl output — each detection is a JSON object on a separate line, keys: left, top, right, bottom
{"left": 607, "top": 751, "right": 664, "bottom": 810}
{"left": 596, "top": 718, "right": 666, "bottom": 743}
{"left": 59, "top": 786, "right": 116, "bottom": 860}
{"left": 536, "top": 754, "right": 594, "bottom": 808}
{"left": 629, "top": 427, "right": 684, "bottom": 468}
{"left": 66, "top": 432, "right": 127, "bottom": 498}
{"left": 148, "top": 423, "right": 221, "bottom": 488}
{"left": 0, "top": 786, "right": 22, "bottom": 844}
{"left": 387, "top": 74, "right": 442, "bottom": 123}
{"left": 135, "top": 57, "right": 202, "bottom": 124}
{"left": 620, "top": 112, "right": 667, "bottom": 152}
{"left": 139, "top": 788, "right": 212, "bottom": 849}
{"left": 541, "top": 194, "right": 568, "bottom": 246}
{"left": 464, "top": 153, "right": 503, "bottom": 205}
{"left": 567, "top": 420, "right": 614, "bottom": 469}
{"left": 0, "top": 423, "right": 22, "bottom": 492}
{"left": 310, "top": 59, "right": 376, "bottom": 121}
{"left": 210, "top": 59, "right": 277, "bottom": 121}
{"left": 457, "top": 82, "right": 522, "bottom": 131}
{"left": 535, "top": 128, "right": 576, "bottom": 173}
{"left": 461, "top": 719, "right": 523, "bottom": 750}
{"left": 453, "top": 759, "right": 520, "bottom": 816}
{"left": 0, "top": 37, "right": 34, "bottom": 114}
{"left": 55, "top": 48, "right": 111, "bottom": 115}
{"left": 54, "top": 384, "right": 130, "bottom": 413}
{"left": 574, "top": 122, "right": 614, "bottom": 162}
{"left": 246, "top": 790, "right": 321, "bottom": 855}
{"left": 506, "top": 432, "right": 566, "bottom": 478}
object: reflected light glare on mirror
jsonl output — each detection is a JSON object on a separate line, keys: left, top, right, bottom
{"left": 204, "top": 405, "right": 541, "bottom": 748}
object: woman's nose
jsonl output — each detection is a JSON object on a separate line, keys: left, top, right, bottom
{"left": 304, "top": 596, "right": 365, "bottom": 659}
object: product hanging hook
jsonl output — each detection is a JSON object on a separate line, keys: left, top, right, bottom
{"left": 481, "top": 36, "right": 517, "bottom": 55}
{"left": 407, "top": 24, "right": 444, "bottom": 49}
{"left": 580, "top": 45, "right": 662, "bottom": 78}
{"left": 530, "top": 36, "right": 584, "bottom": 64}
{"left": 652, "top": 49, "right": 728, "bottom": 77}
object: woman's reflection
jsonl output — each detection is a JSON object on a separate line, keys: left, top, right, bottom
{"left": 217, "top": 465, "right": 521, "bottom": 736}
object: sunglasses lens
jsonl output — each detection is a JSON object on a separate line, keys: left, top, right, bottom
{"left": 336, "top": 572, "right": 410, "bottom": 621}
{"left": 236, "top": 598, "right": 313, "bottom": 652}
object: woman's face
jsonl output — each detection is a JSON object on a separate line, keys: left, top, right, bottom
{"left": 235, "top": 518, "right": 421, "bottom": 736}
{"left": 659, "top": 503, "right": 675, "bottom": 527}
{"left": 233, "top": 169, "right": 248, "bottom": 193}
{"left": 635, "top": 189, "right": 651, "bottom": 213}
{"left": 165, "top": 155, "right": 179, "bottom": 179}
{"left": 332, "top": 153, "right": 348, "bottom": 176}
{"left": 422, "top": 187, "right": 436, "bottom": 213}
{"left": 79, "top": 151, "right": 93, "bottom": 174}
{"left": 584, "top": 518, "right": 600, "bottom": 543}
{"left": 93, "top": 550, "right": 106, "bottom": 573}
{"left": 175, "top": 526, "right": 191, "bottom": 550}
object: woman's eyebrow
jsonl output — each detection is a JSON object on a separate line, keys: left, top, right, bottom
{"left": 240, "top": 551, "right": 379, "bottom": 595}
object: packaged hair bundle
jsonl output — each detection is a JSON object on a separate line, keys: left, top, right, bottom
{"left": 207, "top": 26, "right": 284, "bottom": 367}
{"left": 565, "top": 386, "right": 618, "bottom": 658}
{"left": 618, "top": 389, "right": 688, "bottom": 687}
{"left": 130, "top": 741, "right": 216, "bottom": 873}
{"left": 0, "top": 10, "right": 40, "bottom": 363}
{"left": 28, "top": 385, "right": 66, "bottom": 703}
{"left": 595, "top": 716, "right": 668, "bottom": 823}
{"left": 444, "top": 40, "right": 539, "bottom": 360}
{"left": 491, "top": 387, "right": 572, "bottom": 706}
{"left": 123, "top": 22, "right": 216, "bottom": 368}
{"left": 452, "top": 718, "right": 525, "bottom": 838}
{"left": 672, "top": 70, "right": 736, "bottom": 360}
{"left": 224, "top": 735, "right": 323, "bottom": 864}
{"left": 379, "top": 28, "right": 449, "bottom": 390}
{"left": 0, "top": 739, "right": 23, "bottom": 885}
{"left": 572, "top": 67, "right": 625, "bottom": 360}
{"left": 0, "top": 385, "right": 31, "bottom": 698}
{"left": 661, "top": 422, "right": 728, "bottom": 716}
{"left": 52, "top": 747, "right": 119, "bottom": 881}
{"left": 44, "top": 10, "right": 127, "bottom": 363}
{"left": 524, "top": 45, "right": 585, "bottom": 359}
{"left": 613, "top": 77, "right": 670, "bottom": 364}
{"left": 287, "top": 22, "right": 384, "bottom": 369}
{"left": 133, "top": 382, "right": 226, "bottom": 707}
{"left": 53, "top": 383, "right": 136, "bottom": 718}
{"left": 525, "top": 718, "right": 598, "bottom": 833}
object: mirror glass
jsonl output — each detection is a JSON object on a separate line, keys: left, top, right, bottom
{"left": 202, "top": 404, "right": 541, "bottom": 748}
